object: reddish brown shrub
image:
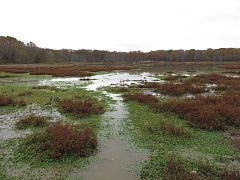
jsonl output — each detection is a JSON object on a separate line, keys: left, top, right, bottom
{"left": 186, "top": 73, "right": 240, "bottom": 91}
{"left": 123, "top": 93, "right": 158, "bottom": 105}
{"left": 18, "top": 90, "right": 33, "bottom": 97}
{"left": 160, "top": 121, "right": 192, "bottom": 137}
{"left": 220, "top": 64, "right": 240, "bottom": 70}
{"left": 0, "top": 94, "right": 26, "bottom": 106}
{"left": 15, "top": 115, "right": 47, "bottom": 129}
{"left": 0, "top": 95, "right": 15, "bottom": 106}
{"left": 163, "top": 156, "right": 204, "bottom": 180}
{"left": 59, "top": 97, "right": 103, "bottom": 117}
{"left": 156, "top": 94, "right": 240, "bottom": 130}
{"left": 0, "top": 64, "right": 132, "bottom": 77}
{"left": 139, "top": 82, "right": 205, "bottom": 96}
{"left": 25, "top": 122, "right": 97, "bottom": 159}
{"left": 154, "top": 83, "right": 205, "bottom": 96}
{"left": 221, "top": 169, "right": 240, "bottom": 180}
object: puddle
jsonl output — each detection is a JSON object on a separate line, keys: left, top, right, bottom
{"left": 0, "top": 104, "right": 65, "bottom": 141}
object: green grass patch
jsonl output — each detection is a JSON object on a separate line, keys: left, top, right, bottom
{"left": 124, "top": 101, "right": 240, "bottom": 179}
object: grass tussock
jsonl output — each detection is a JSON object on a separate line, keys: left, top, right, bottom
{"left": 0, "top": 94, "right": 26, "bottom": 106}
{"left": 24, "top": 122, "right": 97, "bottom": 159}
{"left": 156, "top": 94, "right": 240, "bottom": 130}
{"left": 59, "top": 97, "right": 104, "bottom": 117}
{"left": 15, "top": 115, "right": 47, "bottom": 129}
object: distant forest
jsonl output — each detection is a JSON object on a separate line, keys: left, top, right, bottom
{"left": 0, "top": 36, "right": 240, "bottom": 64}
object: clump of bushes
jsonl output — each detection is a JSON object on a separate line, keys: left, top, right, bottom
{"left": 156, "top": 94, "right": 240, "bottom": 130}
{"left": 123, "top": 93, "right": 158, "bottom": 105}
{"left": 154, "top": 83, "right": 205, "bottom": 96}
{"left": 24, "top": 122, "right": 97, "bottom": 159}
{"left": 59, "top": 97, "right": 104, "bottom": 117}
{"left": 187, "top": 73, "right": 240, "bottom": 91}
{"left": 139, "top": 82, "right": 205, "bottom": 96}
{"left": 0, "top": 94, "right": 26, "bottom": 106}
{"left": 15, "top": 115, "right": 47, "bottom": 129}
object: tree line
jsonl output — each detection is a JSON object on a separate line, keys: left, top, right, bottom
{"left": 0, "top": 36, "right": 240, "bottom": 64}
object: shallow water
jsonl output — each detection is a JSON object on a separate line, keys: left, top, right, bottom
{"left": 83, "top": 94, "right": 147, "bottom": 180}
{"left": 40, "top": 72, "right": 161, "bottom": 90}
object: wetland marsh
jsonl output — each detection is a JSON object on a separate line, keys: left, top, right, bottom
{"left": 0, "top": 63, "right": 240, "bottom": 179}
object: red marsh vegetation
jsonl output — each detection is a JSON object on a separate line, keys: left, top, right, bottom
{"left": 24, "top": 122, "right": 97, "bottom": 159}
{"left": 15, "top": 115, "right": 47, "bottom": 129}
{"left": 0, "top": 64, "right": 133, "bottom": 77}
{"left": 59, "top": 97, "right": 104, "bottom": 117}
{"left": 139, "top": 82, "right": 205, "bottom": 96}
{"left": 0, "top": 94, "right": 26, "bottom": 106}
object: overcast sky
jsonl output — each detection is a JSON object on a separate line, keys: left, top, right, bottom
{"left": 0, "top": 0, "right": 240, "bottom": 51}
